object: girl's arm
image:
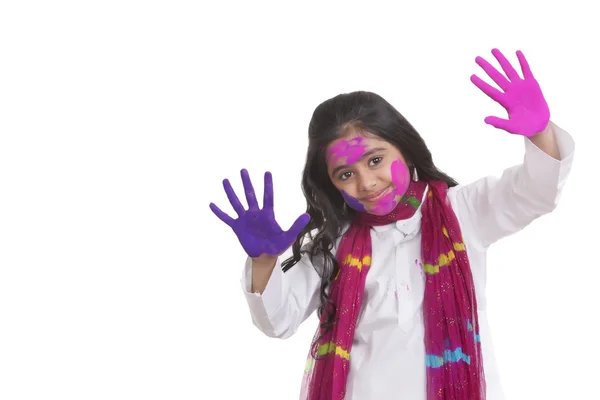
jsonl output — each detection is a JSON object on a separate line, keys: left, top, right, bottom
{"left": 240, "top": 250, "right": 322, "bottom": 339}
{"left": 449, "top": 120, "right": 574, "bottom": 250}
{"left": 209, "top": 169, "right": 317, "bottom": 338}
{"left": 452, "top": 48, "right": 575, "bottom": 248}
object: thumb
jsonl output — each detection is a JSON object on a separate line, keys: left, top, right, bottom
{"left": 284, "top": 213, "right": 311, "bottom": 243}
{"left": 484, "top": 116, "right": 518, "bottom": 134}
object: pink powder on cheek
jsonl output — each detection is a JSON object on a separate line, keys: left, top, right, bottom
{"left": 390, "top": 159, "right": 410, "bottom": 196}
{"left": 327, "top": 137, "right": 367, "bottom": 165}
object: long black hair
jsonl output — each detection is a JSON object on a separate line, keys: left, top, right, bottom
{"left": 282, "top": 90, "right": 458, "bottom": 344}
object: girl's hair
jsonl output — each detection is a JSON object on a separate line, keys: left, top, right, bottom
{"left": 281, "top": 90, "right": 458, "bottom": 336}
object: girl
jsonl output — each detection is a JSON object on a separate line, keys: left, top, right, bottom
{"left": 209, "top": 48, "right": 574, "bottom": 399}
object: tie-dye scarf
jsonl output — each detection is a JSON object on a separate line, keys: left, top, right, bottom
{"left": 301, "top": 179, "right": 485, "bottom": 399}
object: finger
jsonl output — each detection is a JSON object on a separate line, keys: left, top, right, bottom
{"left": 240, "top": 169, "right": 259, "bottom": 210}
{"left": 491, "top": 48, "right": 521, "bottom": 81}
{"left": 475, "top": 55, "right": 510, "bottom": 91}
{"left": 284, "top": 213, "right": 311, "bottom": 243}
{"left": 209, "top": 202, "right": 235, "bottom": 226}
{"left": 484, "top": 116, "right": 518, "bottom": 134}
{"left": 470, "top": 74, "right": 506, "bottom": 106}
{"left": 223, "top": 178, "right": 246, "bottom": 216}
{"left": 516, "top": 50, "right": 534, "bottom": 79}
{"left": 262, "top": 171, "right": 274, "bottom": 210}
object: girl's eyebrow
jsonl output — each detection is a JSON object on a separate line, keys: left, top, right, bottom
{"left": 331, "top": 147, "right": 386, "bottom": 176}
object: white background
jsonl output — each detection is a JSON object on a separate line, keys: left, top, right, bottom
{"left": 1, "top": 1, "right": 598, "bottom": 399}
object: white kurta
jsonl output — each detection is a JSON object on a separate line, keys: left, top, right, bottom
{"left": 241, "top": 122, "right": 575, "bottom": 399}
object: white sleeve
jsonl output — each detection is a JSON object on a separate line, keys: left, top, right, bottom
{"left": 449, "top": 120, "right": 575, "bottom": 250}
{"left": 240, "top": 249, "right": 322, "bottom": 339}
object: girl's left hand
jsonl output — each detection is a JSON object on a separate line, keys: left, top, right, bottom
{"left": 471, "top": 48, "right": 550, "bottom": 137}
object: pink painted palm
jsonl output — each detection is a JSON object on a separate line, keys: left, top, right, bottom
{"left": 471, "top": 48, "right": 550, "bottom": 137}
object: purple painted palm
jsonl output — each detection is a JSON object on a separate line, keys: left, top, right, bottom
{"left": 210, "top": 169, "right": 311, "bottom": 258}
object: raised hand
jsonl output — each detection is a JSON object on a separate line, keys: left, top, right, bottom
{"left": 470, "top": 48, "right": 550, "bottom": 137}
{"left": 209, "top": 169, "right": 311, "bottom": 258}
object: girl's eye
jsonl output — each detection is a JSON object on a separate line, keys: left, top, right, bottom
{"left": 369, "top": 157, "right": 383, "bottom": 166}
{"left": 339, "top": 171, "right": 353, "bottom": 181}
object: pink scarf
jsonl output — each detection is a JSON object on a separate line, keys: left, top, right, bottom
{"left": 301, "top": 180, "right": 485, "bottom": 399}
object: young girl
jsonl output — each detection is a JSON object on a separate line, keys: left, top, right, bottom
{"left": 209, "top": 48, "right": 574, "bottom": 399}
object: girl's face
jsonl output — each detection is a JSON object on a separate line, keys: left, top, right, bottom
{"left": 325, "top": 131, "right": 410, "bottom": 216}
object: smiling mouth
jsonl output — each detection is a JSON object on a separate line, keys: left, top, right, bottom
{"left": 361, "top": 186, "right": 392, "bottom": 202}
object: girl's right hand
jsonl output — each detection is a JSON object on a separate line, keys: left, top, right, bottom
{"left": 209, "top": 169, "right": 311, "bottom": 259}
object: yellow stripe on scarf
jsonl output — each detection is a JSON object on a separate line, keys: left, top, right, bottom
{"left": 334, "top": 255, "right": 371, "bottom": 280}
{"left": 304, "top": 341, "right": 350, "bottom": 373}
{"left": 344, "top": 254, "right": 371, "bottom": 271}
{"left": 318, "top": 341, "right": 350, "bottom": 359}
{"left": 424, "top": 226, "right": 465, "bottom": 275}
